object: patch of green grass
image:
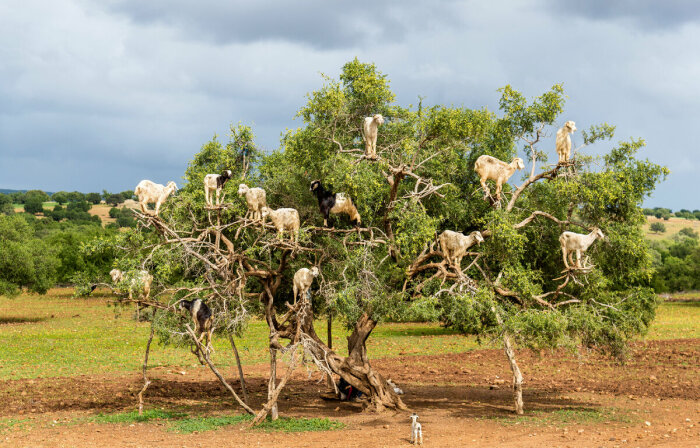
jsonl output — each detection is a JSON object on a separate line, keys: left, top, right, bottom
{"left": 90, "top": 410, "right": 343, "bottom": 434}
{"left": 254, "top": 417, "right": 345, "bottom": 433}
{"left": 646, "top": 301, "right": 700, "bottom": 340}
{"left": 486, "top": 407, "right": 633, "bottom": 427}
{"left": 92, "top": 409, "right": 186, "bottom": 424}
{"left": 168, "top": 414, "right": 252, "bottom": 433}
{"left": 1, "top": 287, "right": 697, "bottom": 380}
{"left": 0, "top": 288, "right": 480, "bottom": 379}
{"left": 0, "top": 417, "right": 32, "bottom": 433}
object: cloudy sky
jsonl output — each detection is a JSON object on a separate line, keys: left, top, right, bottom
{"left": 1, "top": 0, "right": 698, "bottom": 209}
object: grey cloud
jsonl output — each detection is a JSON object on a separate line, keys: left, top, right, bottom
{"left": 545, "top": 0, "right": 700, "bottom": 30}
{"left": 100, "top": 0, "right": 462, "bottom": 50}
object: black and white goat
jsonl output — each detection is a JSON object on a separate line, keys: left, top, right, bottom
{"left": 179, "top": 299, "right": 213, "bottom": 353}
{"left": 203, "top": 170, "right": 233, "bottom": 206}
{"left": 309, "top": 180, "right": 361, "bottom": 228}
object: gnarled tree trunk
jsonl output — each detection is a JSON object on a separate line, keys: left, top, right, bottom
{"left": 301, "top": 312, "right": 406, "bottom": 411}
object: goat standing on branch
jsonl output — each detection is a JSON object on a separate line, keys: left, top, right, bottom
{"left": 179, "top": 299, "right": 213, "bottom": 352}
{"left": 238, "top": 184, "right": 267, "bottom": 221}
{"left": 293, "top": 266, "right": 319, "bottom": 304}
{"left": 439, "top": 230, "right": 484, "bottom": 269}
{"left": 362, "top": 114, "right": 384, "bottom": 159}
{"left": 109, "top": 269, "right": 153, "bottom": 302}
{"left": 309, "top": 180, "right": 361, "bottom": 227}
{"left": 474, "top": 155, "right": 524, "bottom": 201}
{"left": 204, "top": 170, "right": 233, "bottom": 206}
{"left": 559, "top": 227, "right": 605, "bottom": 269}
{"left": 261, "top": 206, "right": 300, "bottom": 242}
{"left": 556, "top": 120, "right": 577, "bottom": 164}
{"left": 134, "top": 180, "right": 178, "bottom": 216}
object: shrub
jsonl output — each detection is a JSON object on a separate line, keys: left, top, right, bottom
{"left": 650, "top": 222, "right": 666, "bottom": 234}
{"left": 23, "top": 197, "right": 44, "bottom": 215}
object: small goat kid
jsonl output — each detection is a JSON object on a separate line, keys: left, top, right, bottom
{"left": 559, "top": 227, "right": 605, "bottom": 269}
{"left": 362, "top": 114, "right": 384, "bottom": 159}
{"left": 237, "top": 184, "right": 267, "bottom": 221}
{"left": 203, "top": 170, "right": 233, "bottom": 206}
{"left": 179, "top": 299, "right": 213, "bottom": 352}
{"left": 134, "top": 180, "right": 178, "bottom": 216}
{"left": 292, "top": 266, "right": 319, "bottom": 304}
{"left": 474, "top": 155, "right": 525, "bottom": 201}
{"left": 439, "top": 230, "right": 484, "bottom": 269}
{"left": 410, "top": 413, "right": 423, "bottom": 445}
{"left": 261, "top": 206, "right": 300, "bottom": 242}
{"left": 309, "top": 180, "right": 361, "bottom": 227}
{"left": 556, "top": 120, "right": 577, "bottom": 164}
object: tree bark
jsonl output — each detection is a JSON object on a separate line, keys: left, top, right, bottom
{"left": 503, "top": 333, "right": 524, "bottom": 415}
{"left": 137, "top": 318, "right": 155, "bottom": 415}
{"left": 228, "top": 334, "right": 249, "bottom": 405}
{"left": 268, "top": 348, "right": 279, "bottom": 420}
{"left": 300, "top": 311, "right": 406, "bottom": 411}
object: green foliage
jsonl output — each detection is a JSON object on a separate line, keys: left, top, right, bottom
{"left": 649, "top": 235, "right": 700, "bottom": 292}
{"left": 649, "top": 222, "right": 666, "bottom": 233}
{"left": 0, "top": 194, "right": 14, "bottom": 215}
{"left": 679, "top": 227, "right": 698, "bottom": 239}
{"left": 85, "top": 192, "right": 102, "bottom": 204}
{"left": 23, "top": 197, "right": 44, "bottom": 215}
{"left": 52, "top": 191, "right": 68, "bottom": 205}
{"left": 0, "top": 214, "right": 59, "bottom": 295}
{"left": 106, "top": 194, "right": 125, "bottom": 206}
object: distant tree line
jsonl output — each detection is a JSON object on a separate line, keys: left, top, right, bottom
{"left": 643, "top": 207, "right": 700, "bottom": 221}
{"left": 0, "top": 213, "right": 116, "bottom": 296}
{"left": 0, "top": 189, "right": 139, "bottom": 295}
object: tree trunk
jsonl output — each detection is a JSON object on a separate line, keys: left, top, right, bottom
{"left": 268, "top": 349, "right": 279, "bottom": 420}
{"left": 302, "top": 312, "right": 406, "bottom": 411}
{"left": 137, "top": 319, "right": 155, "bottom": 415}
{"left": 228, "top": 334, "right": 249, "bottom": 405}
{"left": 503, "top": 333, "right": 524, "bottom": 415}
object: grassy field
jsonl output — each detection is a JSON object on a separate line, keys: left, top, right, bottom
{"left": 644, "top": 216, "right": 700, "bottom": 240}
{"left": 13, "top": 202, "right": 120, "bottom": 225}
{"left": 1, "top": 288, "right": 697, "bottom": 381}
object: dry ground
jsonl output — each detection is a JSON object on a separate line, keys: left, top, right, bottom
{"left": 1, "top": 340, "right": 698, "bottom": 447}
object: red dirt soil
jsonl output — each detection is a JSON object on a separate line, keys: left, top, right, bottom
{"left": 2, "top": 339, "right": 699, "bottom": 447}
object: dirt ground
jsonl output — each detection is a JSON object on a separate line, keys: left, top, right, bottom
{"left": 1, "top": 339, "right": 698, "bottom": 447}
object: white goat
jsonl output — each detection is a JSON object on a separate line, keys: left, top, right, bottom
{"left": 474, "top": 155, "right": 525, "bottom": 201}
{"left": 331, "top": 193, "right": 361, "bottom": 226}
{"left": 261, "top": 206, "right": 300, "bottom": 242}
{"left": 387, "top": 378, "right": 403, "bottom": 395}
{"left": 134, "top": 180, "right": 177, "bottom": 216}
{"left": 362, "top": 114, "right": 384, "bottom": 159}
{"left": 410, "top": 413, "right": 423, "bottom": 445}
{"left": 109, "top": 269, "right": 153, "bottom": 302}
{"left": 292, "top": 266, "right": 319, "bottom": 304}
{"left": 237, "top": 184, "right": 267, "bottom": 221}
{"left": 203, "top": 170, "right": 233, "bottom": 206}
{"left": 559, "top": 227, "right": 605, "bottom": 269}
{"left": 556, "top": 120, "right": 577, "bottom": 164}
{"left": 439, "top": 230, "right": 484, "bottom": 268}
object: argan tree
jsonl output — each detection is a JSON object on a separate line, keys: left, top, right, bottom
{"left": 102, "top": 59, "right": 667, "bottom": 420}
